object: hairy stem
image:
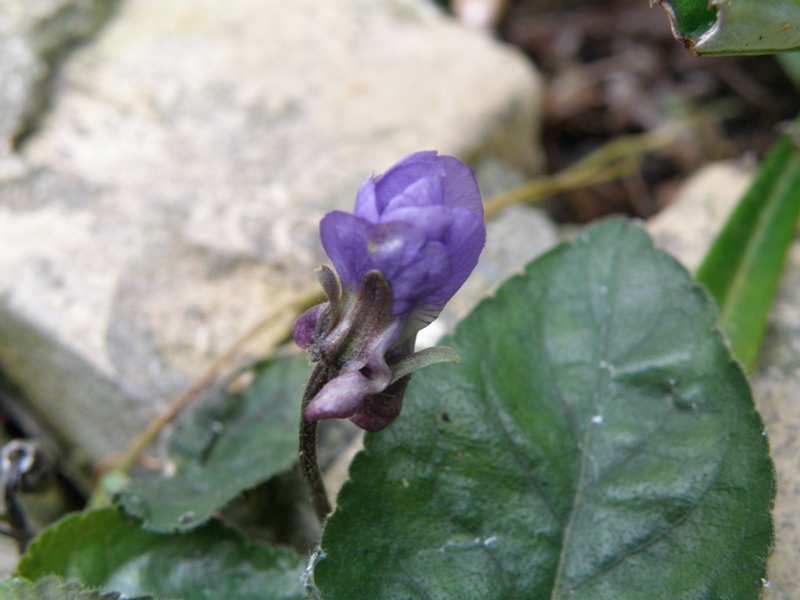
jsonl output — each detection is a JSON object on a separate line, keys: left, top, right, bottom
{"left": 300, "top": 363, "right": 334, "bottom": 523}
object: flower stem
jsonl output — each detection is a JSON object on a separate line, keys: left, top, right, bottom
{"left": 300, "top": 363, "right": 333, "bottom": 523}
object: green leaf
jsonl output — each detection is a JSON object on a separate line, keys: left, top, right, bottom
{"left": 117, "top": 355, "right": 308, "bottom": 531}
{"left": 695, "top": 131, "right": 800, "bottom": 371}
{"left": 0, "top": 575, "right": 141, "bottom": 600}
{"left": 777, "top": 50, "right": 800, "bottom": 90}
{"left": 17, "top": 508, "right": 305, "bottom": 600}
{"left": 660, "top": 0, "right": 800, "bottom": 55}
{"left": 310, "top": 219, "right": 774, "bottom": 599}
{"left": 660, "top": 0, "right": 717, "bottom": 41}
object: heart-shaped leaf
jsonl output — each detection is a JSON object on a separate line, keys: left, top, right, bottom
{"left": 117, "top": 355, "right": 308, "bottom": 531}
{"left": 309, "top": 219, "right": 774, "bottom": 599}
{"left": 17, "top": 508, "right": 305, "bottom": 600}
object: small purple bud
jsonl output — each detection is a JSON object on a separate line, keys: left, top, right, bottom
{"left": 321, "top": 151, "right": 485, "bottom": 334}
{"left": 296, "top": 152, "right": 485, "bottom": 431}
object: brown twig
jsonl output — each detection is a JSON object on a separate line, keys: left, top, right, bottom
{"left": 482, "top": 120, "right": 693, "bottom": 220}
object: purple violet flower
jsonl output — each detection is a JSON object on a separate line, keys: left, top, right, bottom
{"left": 294, "top": 151, "right": 486, "bottom": 431}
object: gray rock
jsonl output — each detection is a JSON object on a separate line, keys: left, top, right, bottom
{"left": 0, "top": 0, "right": 119, "bottom": 157}
{"left": 647, "top": 160, "right": 755, "bottom": 271}
{"left": 752, "top": 236, "right": 800, "bottom": 599}
{"left": 0, "top": 0, "right": 544, "bottom": 475}
{"left": 649, "top": 160, "right": 799, "bottom": 599}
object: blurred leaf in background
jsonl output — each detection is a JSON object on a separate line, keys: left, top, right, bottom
{"left": 117, "top": 355, "right": 308, "bottom": 532}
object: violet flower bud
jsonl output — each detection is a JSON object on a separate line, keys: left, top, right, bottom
{"left": 295, "top": 151, "right": 486, "bottom": 431}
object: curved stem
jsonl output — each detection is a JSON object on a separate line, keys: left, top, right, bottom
{"left": 300, "top": 364, "right": 333, "bottom": 523}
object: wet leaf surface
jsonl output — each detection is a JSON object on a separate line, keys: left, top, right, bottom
{"left": 310, "top": 219, "right": 774, "bottom": 599}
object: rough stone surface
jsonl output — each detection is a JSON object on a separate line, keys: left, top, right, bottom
{"left": 0, "top": 0, "right": 118, "bottom": 159}
{"left": 649, "top": 160, "right": 799, "bottom": 599}
{"left": 756, "top": 241, "right": 800, "bottom": 600}
{"left": 0, "top": 0, "right": 544, "bottom": 470}
{"left": 647, "top": 160, "right": 755, "bottom": 271}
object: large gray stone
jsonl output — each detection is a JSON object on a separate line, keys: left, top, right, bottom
{"left": 0, "top": 0, "right": 118, "bottom": 159}
{"left": 0, "top": 0, "right": 544, "bottom": 473}
{"left": 649, "top": 160, "right": 799, "bottom": 599}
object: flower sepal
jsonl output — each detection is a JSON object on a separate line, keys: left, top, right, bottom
{"left": 296, "top": 269, "right": 460, "bottom": 431}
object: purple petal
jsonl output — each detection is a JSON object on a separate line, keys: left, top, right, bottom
{"left": 353, "top": 177, "right": 380, "bottom": 222}
{"left": 368, "top": 223, "right": 451, "bottom": 315}
{"left": 322, "top": 153, "right": 485, "bottom": 337}
{"left": 319, "top": 211, "right": 374, "bottom": 290}
{"left": 422, "top": 207, "right": 485, "bottom": 310}
{"left": 349, "top": 376, "right": 410, "bottom": 432}
{"left": 366, "top": 223, "right": 425, "bottom": 283}
{"left": 385, "top": 242, "right": 450, "bottom": 316}
{"left": 380, "top": 205, "right": 453, "bottom": 242}
{"left": 374, "top": 157, "right": 444, "bottom": 213}
{"left": 304, "top": 317, "right": 401, "bottom": 423}
{"left": 305, "top": 370, "right": 384, "bottom": 420}
{"left": 377, "top": 205, "right": 484, "bottom": 321}
{"left": 437, "top": 155, "right": 483, "bottom": 217}
{"left": 306, "top": 151, "right": 485, "bottom": 429}
{"left": 293, "top": 303, "right": 323, "bottom": 349}
{"left": 380, "top": 175, "right": 444, "bottom": 214}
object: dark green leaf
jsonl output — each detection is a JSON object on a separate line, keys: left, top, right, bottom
{"left": 310, "top": 219, "right": 774, "bottom": 599}
{"left": 0, "top": 575, "right": 142, "bottom": 600}
{"left": 117, "top": 355, "right": 308, "bottom": 531}
{"left": 660, "top": 0, "right": 717, "bottom": 41}
{"left": 17, "top": 508, "right": 305, "bottom": 600}
{"left": 660, "top": 0, "right": 800, "bottom": 55}
{"left": 696, "top": 131, "right": 800, "bottom": 371}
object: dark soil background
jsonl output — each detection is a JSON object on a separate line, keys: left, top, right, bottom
{"left": 453, "top": 0, "right": 800, "bottom": 222}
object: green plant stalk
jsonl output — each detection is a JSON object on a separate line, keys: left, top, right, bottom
{"left": 482, "top": 121, "right": 691, "bottom": 220}
{"left": 696, "top": 129, "right": 800, "bottom": 371}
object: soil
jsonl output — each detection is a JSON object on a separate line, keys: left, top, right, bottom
{"left": 479, "top": 0, "right": 800, "bottom": 222}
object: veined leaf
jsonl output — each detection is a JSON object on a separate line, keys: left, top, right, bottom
{"left": 117, "top": 354, "right": 308, "bottom": 532}
{"left": 17, "top": 508, "right": 305, "bottom": 600}
{"left": 659, "top": 0, "right": 800, "bottom": 55}
{"left": 310, "top": 219, "right": 774, "bottom": 599}
{"left": 695, "top": 130, "right": 800, "bottom": 371}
